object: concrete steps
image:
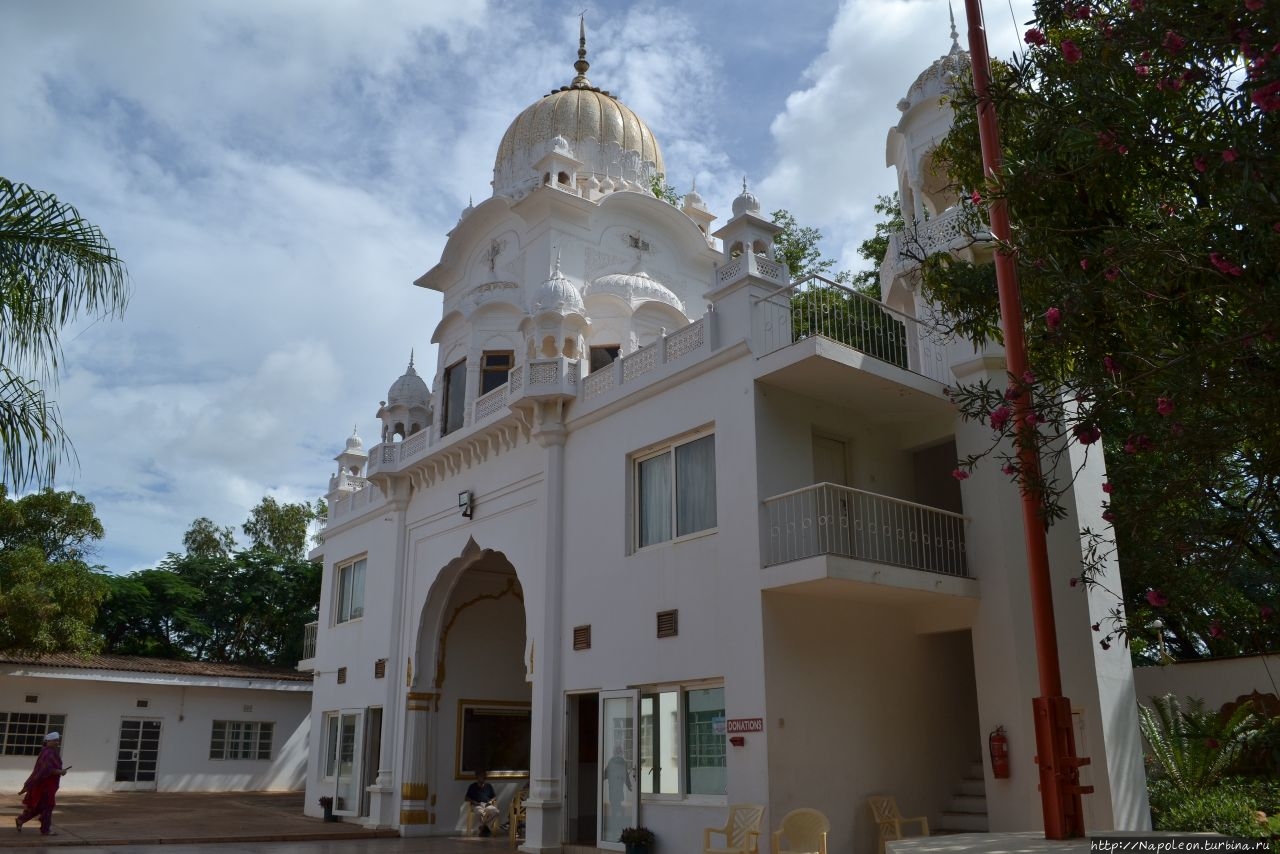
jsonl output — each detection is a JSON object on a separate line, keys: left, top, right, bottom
{"left": 935, "top": 763, "right": 989, "bottom": 834}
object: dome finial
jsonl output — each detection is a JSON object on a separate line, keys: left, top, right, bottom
{"left": 742, "top": 176, "right": 748, "bottom": 194}
{"left": 551, "top": 246, "right": 563, "bottom": 279}
{"left": 948, "top": 0, "right": 960, "bottom": 50}
{"left": 408, "top": 349, "right": 415, "bottom": 371}
{"left": 572, "top": 11, "right": 592, "bottom": 87}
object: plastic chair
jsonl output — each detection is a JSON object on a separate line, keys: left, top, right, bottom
{"left": 704, "top": 804, "right": 766, "bottom": 854}
{"left": 867, "top": 795, "right": 929, "bottom": 854}
{"left": 772, "top": 808, "right": 829, "bottom": 854}
{"left": 508, "top": 789, "right": 527, "bottom": 846}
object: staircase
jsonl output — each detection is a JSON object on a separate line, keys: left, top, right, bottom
{"left": 935, "top": 762, "right": 989, "bottom": 833}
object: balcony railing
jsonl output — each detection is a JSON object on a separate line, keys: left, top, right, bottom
{"left": 763, "top": 482, "right": 967, "bottom": 577}
{"left": 884, "top": 205, "right": 992, "bottom": 279}
{"left": 753, "top": 275, "right": 951, "bottom": 383}
{"left": 302, "top": 621, "right": 318, "bottom": 660}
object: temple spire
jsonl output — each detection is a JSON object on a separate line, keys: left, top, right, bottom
{"left": 948, "top": 0, "right": 960, "bottom": 50}
{"left": 572, "top": 12, "right": 592, "bottom": 87}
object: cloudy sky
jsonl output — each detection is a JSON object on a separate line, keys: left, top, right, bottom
{"left": 1, "top": 0, "right": 1032, "bottom": 574}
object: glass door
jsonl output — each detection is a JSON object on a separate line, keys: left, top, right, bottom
{"left": 598, "top": 689, "right": 639, "bottom": 850}
{"left": 333, "top": 710, "right": 363, "bottom": 816}
{"left": 114, "top": 718, "right": 162, "bottom": 790}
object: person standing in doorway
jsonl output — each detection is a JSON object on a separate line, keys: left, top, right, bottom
{"left": 465, "top": 769, "right": 500, "bottom": 837}
{"left": 16, "top": 732, "right": 68, "bottom": 835}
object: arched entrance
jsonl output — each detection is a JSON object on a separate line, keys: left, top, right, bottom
{"left": 401, "top": 537, "right": 531, "bottom": 836}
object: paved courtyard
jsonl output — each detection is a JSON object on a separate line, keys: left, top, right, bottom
{"left": 0, "top": 791, "right": 508, "bottom": 851}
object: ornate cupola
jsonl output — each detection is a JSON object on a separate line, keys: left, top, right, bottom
{"left": 681, "top": 180, "right": 716, "bottom": 239}
{"left": 710, "top": 180, "right": 788, "bottom": 294}
{"left": 327, "top": 425, "right": 369, "bottom": 495}
{"left": 376, "top": 352, "right": 433, "bottom": 442}
{"left": 491, "top": 18, "right": 664, "bottom": 200}
{"left": 521, "top": 250, "right": 589, "bottom": 362}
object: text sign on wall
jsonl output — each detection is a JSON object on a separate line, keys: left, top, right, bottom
{"left": 725, "top": 718, "right": 764, "bottom": 733}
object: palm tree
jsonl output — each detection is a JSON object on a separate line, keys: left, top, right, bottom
{"left": 1, "top": 177, "right": 130, "bottom": 489}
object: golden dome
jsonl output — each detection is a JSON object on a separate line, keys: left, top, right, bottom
{"left": 492, "top": 22, "right": 664, "bottom": 199}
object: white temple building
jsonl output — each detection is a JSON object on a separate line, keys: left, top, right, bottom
{"left": 302, "top": 23, "right": 1150, "bottom": 853}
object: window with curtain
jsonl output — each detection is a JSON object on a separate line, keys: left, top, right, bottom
{"left": 336, "top": 557, "right": 365, "bottom": 623}
{"left": 480, "top": 350, "right": 513, "bottom": 395}
{"left": 635, "top": 433, "right": 717, "bottom": 549}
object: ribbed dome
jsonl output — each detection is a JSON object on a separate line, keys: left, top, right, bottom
{"left": 344, "top": 427, "right": 364, "bottom": 452}
{"left": 387, "top": 356, "right": 430, "bottom": 408}
{"left": 531, "top": 266, "right": 586, "bottom": 316}
{"left": 903, "top": 27, "right": 970, "bottom": 111}
{"left": 586, "top": 272, "right": 684, "bottom": 313}
{"left": 732, "top": 184, "right": 762, "bottom": 218}
{"left": 492, "top": 25, "right": 664, "bottom": 199}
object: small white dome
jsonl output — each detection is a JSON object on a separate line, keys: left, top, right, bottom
{"left": 531, "top": 268, "right": 585, "bottom": 316}
{"left": 586, "top": 271, "right": 685, "bottom": 313}
{"left": 732, "top": 184, "right": 762, "bottom": 217}
{"left": 550, "top": 134, "right": 572, "bottom": 155}
{"left": 345, "top": 427, "right": 363, "bottom": 452}
{"left": 387, "top": 356, "right": 430, "bottom": 408}
{"left": 683, "top": 188, "right": 706, "bottom": 210}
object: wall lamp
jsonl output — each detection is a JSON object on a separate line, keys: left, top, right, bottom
{"left": 458, "top": 490, "right": 474, "bottom": 519}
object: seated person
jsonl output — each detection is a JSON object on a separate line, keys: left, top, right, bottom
{"left": 465, "top": 769, "right": 501, "bottom": 837}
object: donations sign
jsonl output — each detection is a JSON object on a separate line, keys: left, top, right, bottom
{"left": 725, "top": 718, "right": 764, "bottom": 733}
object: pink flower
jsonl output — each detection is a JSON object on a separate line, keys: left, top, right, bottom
{"left": 1169, "top": 421, "right": 1185, "bottom": 437}
{"left": 1194, "top": 156, "right": 1208, "bottom": 172}
{"left": 971, "top": 189, "right": 982, "bottom": 204}
{"left": 1025, "top": 28, "right": 1048, "bottom": 45}
{"left": 1146, "top": 589, "right": 1169, "bottom": 607}
{"left": 1157, "top": 397, "right": 1175, "bottom": 416}
{"left": 1001, "top": 463, "right": 1017, "bottom": 476}
{"left": 1222, "top": 148, "right": 1239, "bottom": 162}
{"left": 1131, "top": 0, "right": 1144, "bottom": 9}
{"left": 990, "top": 405, "right": 1013, "bottom": 431}
{"left": 1092, "top": 622, "right": 1102, "bottom": 632}
{"left": 1135, "top": 64, "right": 1151, "bottom": 76}
{"left": 1070, "top": 577, "right": 1080, "bottom": 587}
{"left": 952, "top": 468, "right": 970, "bottom": 481}
{"left": 1045, "top": 306, "right": 1062, "bottom": 330}
{"left": 1163, "top": 30, "right": 1186, "bottom": 54}
{"left": 1260, "top": 605, "right": 1274, "bottom": 621}
{"left": 1023, "top": 370, "right": 1037, "bottom": 385}
{"left": 1100, "top": 638, "right": 1111, "bottom": 650}
{"left": 1124, "top": 434, "right": 1152, "bottom": 454}
{"left": 1246, "top": 0, "right": 1262, "bottom": 9}
{"left": 1105, "top": 267, "right": 1120, "bottom": 281}
{"left": 1253, "top": 80, "right": 1280, "bottom": 111}
{"left": 1080, "top": 258, "right": 1090, "bottom": 270}
{"left": 1103, "top": 355, "right": 1119, "bottom": 374}
{"left": 1061, "top": 40, "right": 1083, "bottom": 63}
{"left": 1116, "top": 144, "right": 1128, "bottom": 155}
{"left": 1210, "top": 252, "right": 1244, "bottom": 276}
{"left": 1209, "top": 620, "right": 1225, "bottom": 638}
{"left": 1024, "top": 412, "right": 1040, "bottom": 427}
{"left": 1102, "top": 509, "right": 1116, "bottom": 522}
{"left": 1075, "top": 424, "right": 1103, "bottom": 445}
{"left": 1102, "top": 481, "right": 1113, "bottom": 493}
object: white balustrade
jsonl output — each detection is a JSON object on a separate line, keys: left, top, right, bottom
{"left": 763, "top": 482, "right": 967, "bottom": 577}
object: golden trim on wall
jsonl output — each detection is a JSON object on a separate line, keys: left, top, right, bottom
{"left": 454, "top": 698, "right": 532, "bottom": 780}
{"left": 402, "top": 782, "right": 429, "bottom": 800}
{"left": 401, "top": 810, "right": 430, "bottom": 825}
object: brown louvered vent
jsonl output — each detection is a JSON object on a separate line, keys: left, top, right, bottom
{"left": 375, "top": 658, "right": 387, "bottom": 679}
{"left": 656, "top": 610, "right": 678, "bottom": 638}
{"left": 136, "top": 699, "right": 150, "bottom": 709}
{"left": 25, "top": 695, "right": 38, "bottom": 704}
{"left": 572, "top": 625, "right": 591, "bottom": 651}
{"left": 337, "top": 666, "right": 347, "bottom": 684}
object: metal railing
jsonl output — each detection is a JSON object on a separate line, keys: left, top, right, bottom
{"left": 302, "top": 621, "right": 318, "bottom": 660}
{"left": 763, "top": 482, "right": 968, "bottom": 577}
{"left": 753, "top": 274, "right": 951, "bottom": 383}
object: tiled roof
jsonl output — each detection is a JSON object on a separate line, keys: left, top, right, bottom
{"left": 0, "top": 651, "right": 312, "bottom": 683}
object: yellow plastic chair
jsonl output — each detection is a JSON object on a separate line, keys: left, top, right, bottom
{"left": 868, "top": 795, "right": 929, "bottom": 854}
{"left": 508, "top": 789, "right": 527, "bottom": 846}
{"left": 704, "top": 804, "right": 766, "bottom": 854}
{"left": 772, "top": 808, "right": 829, "bottom": 854}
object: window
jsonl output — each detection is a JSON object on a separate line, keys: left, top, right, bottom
{"left": 209, "top": 720, "right": 273, "bottom": 760}
{"left": 336, "top": 557, "right": 365, "bottom": 623}
{"left": 480, "top": 350, "right": 513, "bottom": 395}
{"left": 442, "top": 358, "right": 467, "bottom": 435}
{"left": 639, "top": 684, "right": 725, "bottom": 796}
{"left": 635, "top": 432, "right": 717, "bottom": 548}
{"left": 0, "top": 712, "right": 66, "bottom": 756}
{"left": 590, "top": 345, "right": 620, "bottom": 373}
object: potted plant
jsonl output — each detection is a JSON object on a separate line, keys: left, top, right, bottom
{"left": 620, "top": 826, "right": 655, "bottom": 854}
{"left": 318, "top": 795, "right": 338, "bottom": 822}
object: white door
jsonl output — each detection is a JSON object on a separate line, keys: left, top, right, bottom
{"left": 598, "top": 689, "right": 639, "bottom": 850}
{"left": 812, "top": 435, "right": 852, "bottom": 556}
{"left": 333, "top": 710, "right": 364, "bottom": 816}
{"left": 114, "top": 718, "right": 162, "bottom": 791}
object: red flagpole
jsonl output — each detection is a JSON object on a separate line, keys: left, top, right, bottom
{"left": 961, "top": 0, "right": 1091, "bottom": 837}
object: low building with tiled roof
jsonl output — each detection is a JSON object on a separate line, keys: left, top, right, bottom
{"left": 0, "top": 651, "right": 312, "bottom": 794}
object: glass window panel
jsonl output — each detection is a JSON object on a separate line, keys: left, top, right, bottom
{"left": 443, "top": 359, "right": 467, "bottom": 435}
{"left": 480, "top": 351, "right": 513, "bottom": 394}
{"left": 637, "top": 452, "right": 672, "bottom": 548}
{"left": 675, "top": 435, "right": 717, "bottom": 536}
{"left": 684, "top": 687, "right": 726, "bottom": 795}
{"left": 351, "top": 559, "right": 365, "bottom": 619}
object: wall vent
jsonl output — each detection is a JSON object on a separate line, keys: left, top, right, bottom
{"left": 572, "top": 625, "right": 591, "bottom": 650}
{"left": 136, "top": 699, "right": 150, "bottom": 709}
{"left": 375, "top": 658, "right": 387, "bottom": 679}
{"left": 656, "top": 609, "right": 678, "bottom": 638}
{"left": 337, "top": 666, "right": 347, "bottom": 684}
{"left": 24, "top": 695, "right": 38, "bottom": 704}
{"left": 242, "top": 704, "right": 253, "bottom": 713}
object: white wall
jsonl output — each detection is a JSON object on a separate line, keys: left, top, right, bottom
{"left": 763, "top": 593, "right": 980, "bottom": 854}
{"left": 0, "top": 671, "right": 310, "bottom": 793}
{"left": 1133, "top": 655, "right": 1280, "bottom": 710}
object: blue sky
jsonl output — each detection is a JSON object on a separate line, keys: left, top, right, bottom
{"left": 1, "top": 0, "right": 1032, "bottom": 574}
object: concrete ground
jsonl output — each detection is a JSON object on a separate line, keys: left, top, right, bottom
{"left": 0, "top": 791, "right": 512, "bottom": 850}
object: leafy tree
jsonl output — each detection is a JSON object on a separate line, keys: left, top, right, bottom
{"left": 771, "top": 209, "right": 837, "bottom": 281}
{"left": 0, "top": 485, "right": 108, "bottom": 653}
{"left": 182, "top": 517, "right": 235, "bottom": 558}
{"left": 1, "top": 178, "right": 130, "bottom": 489}
{"left": 650, "top": 174, "right": 682, "bottom": 206}
{"left": 918, "top": 0, "right": 1280, "bottom": 657}
{"left": 95, "top": 568, "right": 204, "bottom": 657}
{"left": 241, "top": 496, "right": 321, "bottom": 560}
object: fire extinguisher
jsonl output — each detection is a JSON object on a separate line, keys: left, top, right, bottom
{"left": 989, "top": 725, "right": 1010, "bottom": 779}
